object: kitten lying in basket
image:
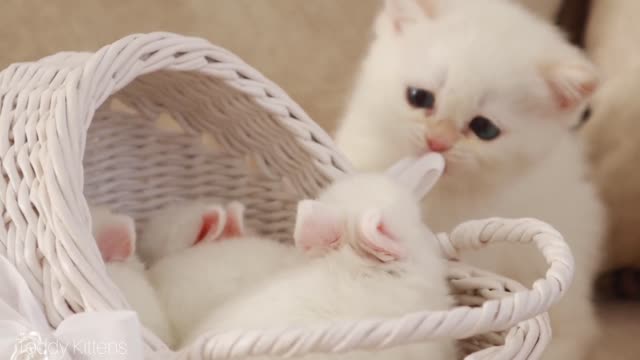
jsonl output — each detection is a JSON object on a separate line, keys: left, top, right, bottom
{"left": 91, "top": 200, "right": 305, "bottom": 348}
{"left": 144, "top": 201, "right": 304, "bottom": 344}
{"left": 92, "top": 153, "right": 457, "bottom": 358}
{"left": 90, "top": 207, "right": 174, "bottom": 346}
{"left": 170, "top": 153, "right": 456, "bottom": 358}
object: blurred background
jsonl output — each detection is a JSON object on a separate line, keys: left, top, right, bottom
{"left": 0, "top": 0, "right": 593, "bottom": 132}
{"left": 1, "top": 1, "right": 639, "bottom": 359}
{"left": 0, "top": 0, "right": 379, "bottom": 132}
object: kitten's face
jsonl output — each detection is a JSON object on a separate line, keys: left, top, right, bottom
{"left": 365, "top": 0, "right": 597, "bottom": 188}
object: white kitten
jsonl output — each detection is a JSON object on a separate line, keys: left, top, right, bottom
{"left": 138, "top": 201, "right": 245, "bottom": 265}
{"left": 146, "top": 202, "right": 303, "bottom": 345}
{"left": 90, "top": 207, "right": 174, "bottom": 347}
{"left": 335, "top": 1, "right": 604, "bottom": 359}
{"left": 183, "top": 155, "right": 455, "bottom": 359}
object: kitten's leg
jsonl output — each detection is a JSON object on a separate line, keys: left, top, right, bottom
{"left": 458, "top": 230, "right": 601, "bottom": 359}
{"left": 543, "top": 275, "right": 599, "bottom": 360}
{"left": 542, "top": 189, "right": 604, "bottom": 360}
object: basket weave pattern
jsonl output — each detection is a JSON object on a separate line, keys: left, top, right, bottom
{"left": 0, "top": 33, "right": 573, "bottom": 359}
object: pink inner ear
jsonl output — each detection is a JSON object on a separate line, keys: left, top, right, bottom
{"left": 97, "top": 227, "right": 133, "bottom": 263}
{"left": 551, "top": 80, "right": 597, "bottom": 110}
{"left": 194, "top": 208, "right": 227, "bottom": 245}
{"left": 542, "top": 64, "right": 598, "bottom": 111}
{"left": 221, "top": 217, "right": 242, "bottom": 239}
{"left": 294, "top": 200, "right": 343, "bottom": 254}
{"left": 358, "top": 210, "right": 406, "bottom": 263}
{"left": 221, "top": 202, "right": 245, "bottom": 239}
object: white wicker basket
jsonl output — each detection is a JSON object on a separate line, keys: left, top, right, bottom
{"left": 0, "top": 32, "right": 574, "bottom": 360}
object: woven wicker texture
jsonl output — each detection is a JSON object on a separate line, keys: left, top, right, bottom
{"left": 0, "top": 33, "right": 573, "bottom": 359}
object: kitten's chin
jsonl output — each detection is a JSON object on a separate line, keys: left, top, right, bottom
{"left": 437, "top": 162, "right": 461, "bottom": 182}
{"left": 434, "top": 160, "right": 500, "bottom": 194}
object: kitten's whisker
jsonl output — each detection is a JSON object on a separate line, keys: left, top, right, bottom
{"left": 404, "top": 129, "right": 426, "bottom": 152}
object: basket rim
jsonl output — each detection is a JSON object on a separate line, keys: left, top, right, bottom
{"left": 0, "top": 31, "right": 355, "bottom": 353}
{"left": 0, "top": 32, "right": 573, "bottom": 360}
{"left": 175, "top": 217, "right": 572, "bottom": 359}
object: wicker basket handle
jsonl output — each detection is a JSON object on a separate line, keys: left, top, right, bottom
{"left": 442, "top": 217, "right": 573, "bottom": 314}
{"left": 176, "top": 217, "right": 573, "bottom": 359}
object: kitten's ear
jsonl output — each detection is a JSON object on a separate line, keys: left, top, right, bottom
{"left": 94, "top": 213, "right": 136, "bottom": 263}
{"left": 386, "top": 152, "right": 445, "bottom": 199}
{"left": 221, "top": 201, "right": 246, "bottom": 238}
{"left": 377, "top": 0, "right": 436, "bottom": 34}
{"left": 294, "top": 200, "right": 343, "bottom": 254}
{"left": 541, "top": 62, "right": 599, "bottom": 111}
{"left": 194, "top": 205, "right": 227, "bottom": 244}
{"left": 358, "top": 209, "right": 406, "bottom": 263}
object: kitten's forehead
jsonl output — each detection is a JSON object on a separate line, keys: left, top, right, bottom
{"left": 398, "top": 13, "right": 564, "bottom": 120}
{"left": 399, "top": 0, "right": 569, "bottom": 81}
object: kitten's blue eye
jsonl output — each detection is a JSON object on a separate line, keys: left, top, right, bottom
{"left": 581, "top": 106, "right": 592, "bottom": 122}
{"left": 406, "top": 87, "right": 435, "bottom": 109}
{"left": 469, "top": 116, "right": 501, "bottom": 141}
{"left": 572, "top": 106, "right": 591, "bottom": 131}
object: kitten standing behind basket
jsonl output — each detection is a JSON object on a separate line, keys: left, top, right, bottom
{"left": 183, "top": 154, "right": 456, "bottom": 359}
{"left": 334, "top": 0, "right": 605, "bottom": 359}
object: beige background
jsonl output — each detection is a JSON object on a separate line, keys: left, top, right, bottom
{"left": 0, "top": 0, "right": 378, "bottom": 132}
{"left": 1, "top": 1, "right": 639, "bottom": 359}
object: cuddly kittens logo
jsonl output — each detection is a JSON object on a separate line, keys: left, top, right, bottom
{"left": 12, "top": 331, "right": 128, "bottom": 359}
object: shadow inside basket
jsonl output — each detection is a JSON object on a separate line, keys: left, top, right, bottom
{"left": 83, "top": 70, "right": 337, "bottom": 244}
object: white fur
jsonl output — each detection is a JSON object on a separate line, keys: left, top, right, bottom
{"left": 139, "top": 200, "right": 301, "bottom": 344}
{"left": 138, "top": 201, "right": 224, "bottom": 265}
{"left": 183, "top": 174, "right": 455, "bottom": 359}
{"left": 105, "top": 259, "right": 174, "bottom": 347}
{"left": 516, "top": 0, "right": 563, "bottom": 21}
{"left": 147, "top": 227, "right": 302, "bottom": 345}
{"left": 335, "top": 1, "right": 604, "bottom": 359}
{"left": 89, "top": 207, "right": 174, "bottom": 347}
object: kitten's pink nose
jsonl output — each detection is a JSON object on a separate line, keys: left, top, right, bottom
{"left": 426, "top": 137, "right": 452, "bottom": 153}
